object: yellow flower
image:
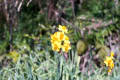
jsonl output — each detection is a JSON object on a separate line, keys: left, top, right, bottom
{"left": 58, "top": 25, "right": 68, "bottom": 33}
{"left": 52, "top": 41, "right": 61, "bottom": 52}
{"left": 51, "top": 32, "right": 61, "bottom": 52}
{"left": 62, "top": 40, "right": 71, "bottom": 53}
{"left": 57, "top": 32, "right": 65, "bottom": 41}
{"left": 9, "top": 51, "right": 19, "bottom": 63}
{"left": 51, "top": 32, "right": 59, "bottom": 42}
{"left": 104, "top": 56, "right": 111, "bottom": 66}
{"left": 104, "top": 51, "right": 114, "bottom": 73}
{"left": 51, "top": 32, "right": 65, "bottom": 43}
{"left": 108, "top": 61, "right": 114, "bottom": 73}
{"left": 109, "top": 61, "right": 114, "bottom": 69}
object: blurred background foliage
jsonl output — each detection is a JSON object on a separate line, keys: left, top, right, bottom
{"left": 0, "top": 0, "right": 120, "bottom": 79}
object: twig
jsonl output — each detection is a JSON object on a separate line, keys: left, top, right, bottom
{"left": 27, "top": 0, "right": 32, "bottom": 7}
{"left": 77, "top": 16, "right": 99, "bottom": 23}
{"left": 61, "top": 18, "right": 81, "bottom": 32}
{"left": 17, "top": 0, "right": 24, "bottom": 12}
{"left": 86, "top": 20, "right": 114, "bottom": 30}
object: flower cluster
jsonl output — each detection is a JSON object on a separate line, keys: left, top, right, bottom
{"left": 104, "top": 51, "right": 114, "bottom": 73}
{"left": 51, "top": 25, "right": 71, "bottom": 53}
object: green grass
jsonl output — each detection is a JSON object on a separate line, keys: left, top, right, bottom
{"left": 0, "top": 49, "right": 120, "bottom": 80}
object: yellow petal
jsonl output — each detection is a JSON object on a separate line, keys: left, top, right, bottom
{"left": 57, "top": 32, "right": 65, "bottom": 41}
{"left": 108, "top": 69, "right": 111, "bottom": 73}
{"left": 52, "top": 41, "right": 61, "bottom": 52}
{"left": 62, "top": 42, "right": 71, "bottom": 53}
{"left": 104, "top": 60, "right": 109, "bottom": 66}
{"left": 110, "top": 51, "right": 114, "bottom": 58}
{"left": 64, "top": 35, "right": 69, "bottom": 41}
{"left": 58, "top": 25, "right": 68, "bottom": 33}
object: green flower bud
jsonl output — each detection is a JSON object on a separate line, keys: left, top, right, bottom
{"left": 97, "top": 46, "right": 110, "bottom": 66}
{"left": 76, "top": 40, "right": 88, "bottom": 56}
